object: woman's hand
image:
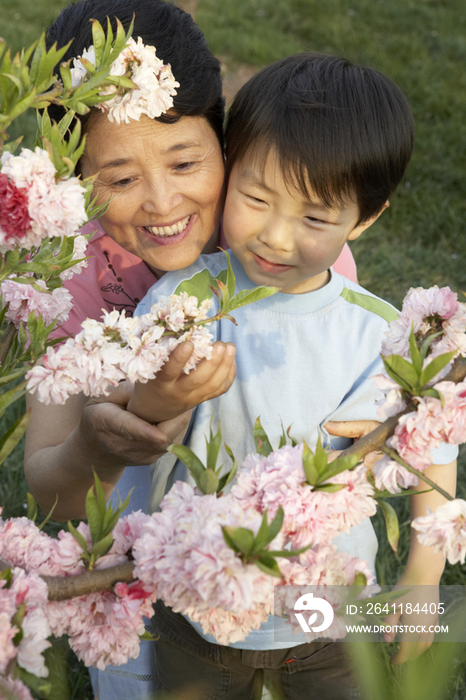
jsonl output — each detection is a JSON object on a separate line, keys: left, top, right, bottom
{"left": 79, "top": 381, "right": 192, "bottom": 467}
{"left": 127, "top": 340, "right": 236, "bottom": 424}
{"left": 324, "top": 419, "right": 382, "bottom": 469}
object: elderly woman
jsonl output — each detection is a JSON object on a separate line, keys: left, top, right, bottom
{"left": 23, "top": 0, "right": 358, "bottom": 697}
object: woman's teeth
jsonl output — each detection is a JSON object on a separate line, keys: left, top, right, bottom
{"left": 145, "top": 215, "right": 191, "bottom": 237}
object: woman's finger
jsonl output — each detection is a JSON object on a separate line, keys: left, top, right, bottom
{"left": 325, "top": 419, "right": 380, "bottom": 439}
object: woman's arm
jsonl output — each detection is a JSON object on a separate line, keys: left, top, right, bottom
{"left": 24, "top": 383, "right": 191, "bottom": 520}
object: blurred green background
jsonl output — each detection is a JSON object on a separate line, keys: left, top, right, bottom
{"left": 1, "top": 0, "right": 466, "bottom": 697}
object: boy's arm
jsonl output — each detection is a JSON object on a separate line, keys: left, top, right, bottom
{"left": 383, "top": 459, "right": 457, "bottom": 664}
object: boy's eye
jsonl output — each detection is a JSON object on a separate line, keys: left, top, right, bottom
{"left": 305, "top": 216, "right": 326, "bottom": 224}
{"left": 247, "top": 194, "right": 266, "bottom": 204}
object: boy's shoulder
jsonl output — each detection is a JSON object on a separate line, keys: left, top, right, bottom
{"left": 135, "top": 251, "right": 229, "bottom": 315}
{"left": 335, "top": 273, "right": 398, "bottom": 325}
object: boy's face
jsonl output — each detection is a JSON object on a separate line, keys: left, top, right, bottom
{"left": 223, "top": 151, "right": 377, "bottom": 294}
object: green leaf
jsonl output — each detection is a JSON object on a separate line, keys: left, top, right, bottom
{"left": 68, "top": 520, "right": 90, "bottom": 558}
{"left": 206, "top": 418, "right": 222, "bottom": 473}
{"left": 85, "top": 488, "right": 103, "bottom": 545}
{"left": 383, "top": 354, "right": 420, "bottom": 391}
{"left": 198, "top": 468, "right": 219, "bottom": 495}
{"left": 38, "top": 494, "right": 59, "bottom": 531}
{"left": 93, "top": 470, "right": 108, "bottom": 522}
{"left": 314, "top": 435, "right": 328, "bottom": 474}
{"left": 139, "top": 630, "right": 156, "bottom": 641}
{"left": 168, "top": 444, "right": 206, "bottom": 488}
{"left": 250, "top": 511, "right": 270, "bottom": 555}
{"left": 27, "top": 493, "right": 38, "bottom": 522}
{"left": 408, "top": 326, "right": 422, "bottom": 376}
{"left": 267, "top": 505, "right": 284, "bottom": 544}
{"left": 229, "top": 285, "right": 279, "bottom": 312}
{"left": 378, "top": 500, "right": 399, "bottom": 554}
{"left": 92, "top": 19, "right": 107, "bottom": 64}
{"left": 223, "top": 526, "right": 255, "bottom": 556}
{"left": 223, "top": 249, "right": 236, "bottom": 300}
{"left": 0, "top": 381, "right": 26, "bottom": 420}
{"left": 352, "top": 571, "right": 368, "bottom": 587}
{"left": 382, "top": 356, "right": 415, "bottom": 392}
{"left": 0, "top": 568, "right": 12, "bottom": 587}
{"left": 91, "top": 531, "right": 114, "bottom": 559}
{"left": 315, "top": 483, "right": 347, "bottom": 493}
{"left": 222, "top": 525, "right": 241, "bottom": 553}
{"left": 256, "top": 554, "right": 283, "bottom": 578}
{"left": 419, "top": 331, "right": 443, "bottom": 363}
{"left": 0, "top": 410, "right": 30, "bottom": 466}
{"left": 220, "top": 443, "right": 238, "bottom": 489}
{"left": 15, "top": 667, "right": 52, "bottom": 697}
{"left": 420, "top": 351, "right": 456, "bottom": 387}
{"left": 267, "top": 546, "right": 309, "bottom": 558}
{"left": 420, "top": 388, "right": 442, "bottom": 400}
{"left": 317, "top": 453, "right": 361, "bottom": 483}
{"left": 302, "top": 440, "right": 318, "bottom": 485}
{"left": 254, "top": 417, "right": 273, "bottom": 456}
{"left": 278, "top": 420, "right": 287, "bottom": 449}
{"left": 286, "top": 425, "right": 298, "bottom": 447}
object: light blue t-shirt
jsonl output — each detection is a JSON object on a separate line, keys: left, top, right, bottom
{"left": 136, "top": 251, "right": 458, "bottom": 650}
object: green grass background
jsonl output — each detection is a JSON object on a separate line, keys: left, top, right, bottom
{"left": 1, "top": 0, "right": 466, "bottom": 697}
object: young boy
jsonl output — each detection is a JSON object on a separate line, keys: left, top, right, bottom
{"left": 131, "top": 53, "right": 457, "bottom": 699}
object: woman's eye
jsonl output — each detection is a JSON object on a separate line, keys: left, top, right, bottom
{"left": 113, "top": 177, "right": 133, "bottom": 187}
{"left": 174, "top": 161, "right": 195, "bottom": 172}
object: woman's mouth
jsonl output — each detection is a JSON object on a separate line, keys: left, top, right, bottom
{"left": 141, "top": 215, "right": 194, "bottom": 245}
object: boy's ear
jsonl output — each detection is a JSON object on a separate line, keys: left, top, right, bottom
{"left": 347, "top": 200, "right": 390, "bottom": 241}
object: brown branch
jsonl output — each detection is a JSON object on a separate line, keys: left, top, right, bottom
{"left": 42, "top": 561, "right": 136, "bottom": 601}
{"left": 0, "top": 322, "right": 17, "bottom": 367}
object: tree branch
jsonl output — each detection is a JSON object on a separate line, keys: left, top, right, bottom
{"left": 42, "top": 561, "right": 136, "bottom": 601}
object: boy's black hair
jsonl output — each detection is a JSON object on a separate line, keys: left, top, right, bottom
{"left": 225, "top": 53, "right": 414, "bottom": 225}
{"left": 46, "top": 0, "right": 224, "bottom": 146}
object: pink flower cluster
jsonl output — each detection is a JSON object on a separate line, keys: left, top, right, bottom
{"left": 0, "top": 148, "right": 87, "bottom": 250}
{"left": 26, "top": 292, "right": 214, "bottom": 404}
{"left": 0, "top": 565, "right": 50, "bottom": 680}
{"left": 0, "top": 675, "right": 34, "bottom": 700}
{"left": 412, "top": 499, "right": 466, "bottom": 565}
{"left": 230, "top": 444, "right": 377, "bottom": 549}
{"left": 133, "top": 482, "right": 276, "bottom": 644}
{"left": 1, "top": 278, "right": 73, "bottom": 329}
{"left": 0, "top": 510, "right": 157, "bottom": 671}
{"left": 381, "top": 285, "right": 466, "bottom": 363}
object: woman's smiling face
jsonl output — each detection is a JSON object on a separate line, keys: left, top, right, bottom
{"left": 80, "top": 112, "right": 225, "bottom": 275}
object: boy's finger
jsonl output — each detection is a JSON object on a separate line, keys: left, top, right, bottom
{"left": 156, "top": 342, "right": 195, "bottom": 382}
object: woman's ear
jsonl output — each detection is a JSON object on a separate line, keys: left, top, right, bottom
{"left": 347, "top": 200, "right": 390, "bottom": 241}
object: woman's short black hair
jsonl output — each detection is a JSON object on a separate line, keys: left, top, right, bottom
{"left": 225, "top": 53, "right": 415, "bottom": 225}
{"left": 46, "top": 0, "right": 224, "bottom": 146}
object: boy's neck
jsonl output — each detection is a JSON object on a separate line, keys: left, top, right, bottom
{"left": 280, "top": 269, "right": 331, "bottom": 295}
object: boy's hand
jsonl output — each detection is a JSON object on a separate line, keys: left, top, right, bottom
{"left": 127, "top": 340, "right": 236, "bottom": 424}
{"left": 325, "top": 419, "right": 382, "bottom": 469}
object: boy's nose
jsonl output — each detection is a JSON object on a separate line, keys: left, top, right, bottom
{"left": 257, "top": 221, "right": 293, "bottom": 252}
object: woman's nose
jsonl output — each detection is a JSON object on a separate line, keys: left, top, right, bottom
{"left": 141, "top": 179, "right": 183, "bottom": 216}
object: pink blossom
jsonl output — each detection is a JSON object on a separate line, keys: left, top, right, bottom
{"left": 16, "top": 607, "right": 51, "bottom": 678}
{"left": 372, "top": 455, "right": 419, "bottom": 494}
{"left": 27, "top": 293, "right": 214, "bottom": 403}
{"left": 59, "top": 234, "right": 89, "bottom": 281}
{"left": 372, "top": 374, "right": 407, "bottom": 420}
{"left": 0, "top": 173, "right": 31, "bottom": 241}
{"left": 381, "top": 285, "right": 466, "bottom": 363}
{"left": 0, "top": 676, "right": 34, "bottom": 700}
{"left": 1, "top": 278, "right": 73, "bottom": 328}
{"left": 412, "top": 499, "right": 466, "bottom": 565}
{"left": 231, "top": 445, "right": 376, "bottom": 549}
{"left": 0, "top": 610, "right": 18, "bottom": 674}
